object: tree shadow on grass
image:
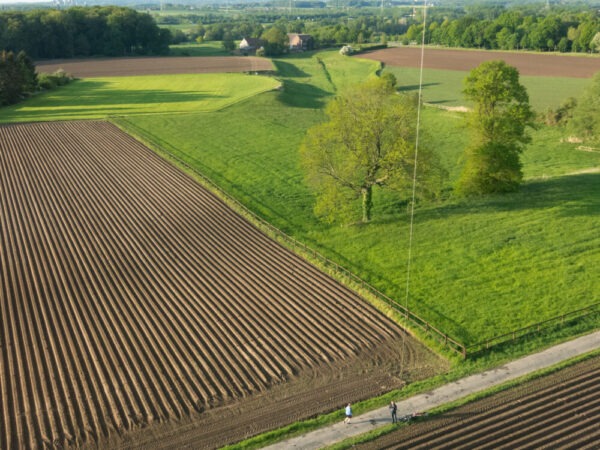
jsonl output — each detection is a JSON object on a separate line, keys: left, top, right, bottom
{"left": 0, "top": 80, "right": 222, "bottom": 121}
{"left": 421, "top": 172, "right": 600, "bottom": 222}
{"left": 276, "top": 79, "right": 333, "bottom": 109}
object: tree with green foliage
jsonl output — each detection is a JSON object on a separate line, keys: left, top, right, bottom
{"left": 0, "top": 50, "right": 37, "bottom": 106}
{"left": 456, "top": 60, "right": 535, "bottom": 196}
{"left": 222, "top": 32, "right": 236, "bottom": 52}
{"left": 301, "top": 79, "right": 444, "bottom": 223}
{"left": 260, "top": 26, "right": 288, "bottom": 56}
{"left": 569, "top": 71, "right": 600, "bottom": 144}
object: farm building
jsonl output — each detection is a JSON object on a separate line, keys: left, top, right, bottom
{"left": 288, "top": 33, "right": 314, "bottom": 51}
{"left": 239, "top": 37, "right": 264, "bottom": 54}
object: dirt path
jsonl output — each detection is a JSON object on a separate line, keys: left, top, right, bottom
{"left": 0, "top": 121, "right": 445, "bottom": 450}
{"left": 265, "top": 330, "right": 600, "bottom": 449}
{"left": 359, "top": 47, "right": 600, "bottom": 78}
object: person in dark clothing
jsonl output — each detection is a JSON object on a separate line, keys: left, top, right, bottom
{"left": 389, "top": 401, "right": 398, "bottom": 423}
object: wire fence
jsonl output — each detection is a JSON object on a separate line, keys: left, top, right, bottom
{"left": 119, "top": 119, "right": 599, "bottom": 360}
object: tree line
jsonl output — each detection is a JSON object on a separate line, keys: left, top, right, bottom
{"left": 169, "top": 4, "right": 598, "bottom": 54}
{"left": 0, "top": 6, "right": 170, "bottom": 59}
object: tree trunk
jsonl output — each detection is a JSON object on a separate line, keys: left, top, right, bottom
{"left": 361, "top": 185, "right": 373, "bottom": 223}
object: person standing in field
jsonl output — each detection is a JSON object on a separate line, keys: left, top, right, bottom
{"left": 344, "top": 403, "right": 353, "bottom": 424}
{"left": 389, "top": 401, "right": 398, "bottom": 423}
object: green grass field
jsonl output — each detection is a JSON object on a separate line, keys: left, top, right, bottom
{"left": 379, "top": 66, "right": 590, "bottom": 112}
{"left": 0, "top": 73, "right": 279, "bottom": 122}
{"left": 3, "top": 50, "right": 598, "bottom": 350}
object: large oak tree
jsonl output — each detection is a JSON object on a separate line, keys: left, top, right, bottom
{"left": 300, "top": 78, "right": 444, "bottom": 223}
{"left": 456, "top": 60, "right": 535, "bottom": 196}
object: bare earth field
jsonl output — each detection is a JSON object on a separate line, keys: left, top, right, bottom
{"left": 35, "top": 56, "right": 274, "bottom": 78}
{"left": 360, "top": 47, "right": 600, "bottom": 78}
{"left": 357, "top": 355, "right": 600, "bottom": 449}
{"left": 0, "top": 121, "right": 445, "bottom": 449}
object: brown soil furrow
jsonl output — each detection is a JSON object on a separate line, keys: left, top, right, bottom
{"left": 12, "top": 124, "right": 124, "bottom": 441}
{"left": 35, "top": 56, "right": 274, "bottom": 78}
{"left": 357, "top": 356, "right": 600, "bottom": 450}
{"left": 493, "top": 396, "right": 600, "bottom": 449}
{"left": 1, "top": 121, "right": 437, "bottom": 449}
{"left": 89, "top": 125, "right": 380, "bottom": 366}
{"left": 99, "top": 125, "right": 396, "bottom": 342}
{"left": 4, "top": 141, "right": 90, "bottom": 447}
{"left": 4, "top": 133, "right": 62, "bottom": 447}
{"left": 402, "top": 376, "right": 600, "bottom": 449}
{"left": 34, "top": 124, "right": 209, "bottom": 415}
{"left": 98, "top": 126, "right": 396, "bottom": 352}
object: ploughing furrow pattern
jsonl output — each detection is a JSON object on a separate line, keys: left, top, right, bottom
{"left": 0, "top": 121, "right": 416, "bottom": 449}
{"left": 356, "top": 355, "right": 600, "bottom": 450}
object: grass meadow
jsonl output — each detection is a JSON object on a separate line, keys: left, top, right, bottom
{"left": 0, "top": 73, "right": 279, "bottom": 122}
{"left": 380, "top": 65, "right": 591, "bottom": 112}
{"left": 4, "top": 49, "right": 598, "bottom": 350}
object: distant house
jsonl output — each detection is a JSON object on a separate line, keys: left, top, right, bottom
{"left": 288, "top": 33, "right": 314, "bottom": 51}
{"left": 239, "top": 37, "right": 264, "bottom": 54}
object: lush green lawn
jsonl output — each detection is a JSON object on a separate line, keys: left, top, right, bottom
{"left": 3, "top": 50, "right": 598, "bottom": 348}
{"left": 0, "top": 73, "right": 279, "bottom": 122}
{"left": 379, "top": 65, "right": 590, "bottom": 112}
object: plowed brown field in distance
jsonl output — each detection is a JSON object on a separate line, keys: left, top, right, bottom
{"left": 360, "top": 47, "right": 600, "bottom": 78}
{"left": 35, "top": 56, "right": 273, "bottom": 78}
{"left": 0, "top": 121, "right": 445, "bottom": 449}
{"left": 357, "top": 355, "right": 600, "bottom": 450}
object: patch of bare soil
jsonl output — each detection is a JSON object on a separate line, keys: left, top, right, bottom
{"left": 356, "top": 355, "right": 600, "bottom": 449}
{"left": 35, "top": 56, "right": 274, "bottom": 78}
{"left": 360, "top": 47, "right": 600, "bottom": 78}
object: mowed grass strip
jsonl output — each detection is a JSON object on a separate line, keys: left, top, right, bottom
{"left": 0, "top": 72, "right": 279, "bottom": 122}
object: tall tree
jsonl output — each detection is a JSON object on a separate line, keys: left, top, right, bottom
{"left": 457, "top": 60, "right": 535, "bottom": 196}
{"left": 301, "top": 78, "right": 444, "bottom": 224}
{"left": 0, "top": 50, "right": 36, "bottom": 106}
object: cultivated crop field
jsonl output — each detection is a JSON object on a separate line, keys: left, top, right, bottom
{"left": 36, "top": 56, "right": 273, "bottom": 78}
{"left": 0, "top": 121, "right": 443, "bottom": 449}
{"left": 356, "top": 354, "right": 600, "bottom": 449}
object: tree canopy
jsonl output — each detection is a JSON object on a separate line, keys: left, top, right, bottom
{"left": 569, "top": 71, "right": 600, "bottom": 144}
{"left": 456, "top": 60, "right": 535, "bottom": 196}
{"left": 301, "top": 78, "right": 445, "bottom": 224}
{"left": 0, "top": 50, "right": 37, "bottom": 106}
{"left": 0, "top": 7, "right": 170, "bottom": 58}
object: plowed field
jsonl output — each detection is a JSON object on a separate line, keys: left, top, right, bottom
{"left": 0, "top": 121, "right": 443, "bottom": 449}
{"left": 357, "top": 355, "right": 600, "bottom": 449}
{"left": 35, "top": 56, "right": 273, "bottom": 78}
{"left": 360, "top": 47, "right": 600, "bottom": 78}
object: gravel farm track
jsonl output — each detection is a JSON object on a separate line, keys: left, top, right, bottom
{"left": 357, "top": 355, "right": 600, "bottom": 450}
{"left": 35, "top": 56, "right": 274, "bottom": 78}
{"left": 0, "top": 121, "right": 444, "bottom": 449}
{"left": 359, "top": 47, "right": 600, "bottom": 78}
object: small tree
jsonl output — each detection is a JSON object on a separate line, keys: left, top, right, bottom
{"left": 456, "top": 60, "right": 535, "bottom": 195}
{"left": 569, "top": 71, "right": 600, "bottom": 144}
{"left": 301, "top": 79, "right": 445, "bottom": 223}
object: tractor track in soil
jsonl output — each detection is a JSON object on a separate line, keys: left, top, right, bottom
{"left": 0, "top": 121, "right": 444, "bottom": 449}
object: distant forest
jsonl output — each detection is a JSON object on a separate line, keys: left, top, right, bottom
{"left": 0, "top": 7, "right": 170, "bottom": 58}
{"left": 166, "top": 3, "right": 599, "bottom": 53}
